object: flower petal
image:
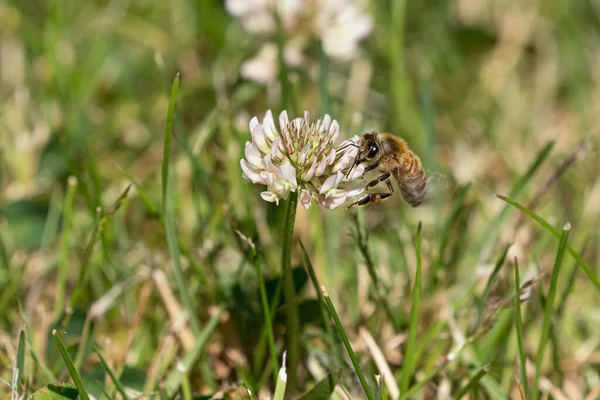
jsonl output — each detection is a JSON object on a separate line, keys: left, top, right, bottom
{"left": 298, "top": 144, "right": 310, "bottom": 166}
{"left": 301, "top": 156, "right": 317, "bottom": 181}
{"left": 241, "top": 159, "right": 266, "bottom": 184}
{"left": 329, "top": 120, "right": 340, "bottom": 144}
{"left": 279, "top": 161, "right": 297, "bottom": 186}
{"left": 252, "top": 124, "right": 271, "bottom": 153}
{"left": 262, "top": 110, "right": 278, "bottom": 141}
{"left": 245, "top": 141, "right": 263, "bottom": 169}
{"left": 299, "top": 189, "right": 312, "bottom": 209}
{"left": 319, "top": 171, "right": 344, "bottom": 195}
{"left": 314, "top": 193, "right": 348, "bottom": 210}
{"left": 262, "top": 154, "right": 280, "bottom": 176}
{"left": 279, "top": 110, "right": 290, "bottom": 133}
{"left": 346, "top": 164, "right": 366, "bottom": 181}
{"left": 261, "top": 191, "right": 280, "bottom": 205}
{"left": 249, "top": 116, "right": 259, "bottom": 135}
{"left": 314, "top": 156, "right": 328, "bottom": 177}
{"left": 271, "top": 138, "right": 285, "bottom": 162}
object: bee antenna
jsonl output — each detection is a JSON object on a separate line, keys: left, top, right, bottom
{"left": 346, "top": 156, "right": 360, "bottom": 178}
{"left": 336, "top": 142, "right": 360, "bottom": 154}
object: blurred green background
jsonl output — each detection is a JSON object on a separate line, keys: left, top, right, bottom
{"left": 1, "top": 0, "right": 599, "bottom": 398}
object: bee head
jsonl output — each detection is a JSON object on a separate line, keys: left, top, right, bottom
{"left": 360, "top": 132, "right": 380, "bottom": 161}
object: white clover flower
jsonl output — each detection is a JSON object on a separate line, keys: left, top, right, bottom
{"left": 226, "top": 0, "right": 373, "bottom": 84}
{"left": 241, "top": 110, "right": 366, "bottom": 209}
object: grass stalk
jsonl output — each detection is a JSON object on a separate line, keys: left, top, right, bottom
{"left": 513, "top": 257, "right": 528, "bottom": 397}
{"left": 400, "top": 222, "right": 422, "bottom": 393}
{"left": 11, "top": 330, "right": 25, "bottom": 400}
{"left": 455, "top": 365, "right": 489, "bottom": 399}
{"left": 531, "top": 223, "right": 570, "bottom": 400}
{"left": 248, "top": 237, "right": 279, "bottom": 383}
{"left": 496, "top": 194, "right": 600, "bottom": 291}
{"left": 161, "top": 73, "right": 201, "bottom": 335}
{"left": 95, "top": 346, "right": 130, "bottom": 400}
{"left": 54, "top": 176, "right": 78, "bottom": 320}
{"left": 322, "top": 285, "right": 375, "bottom": 400}
{"left": 299, "top": 240, "right": 340, "bottom": 361}
{"left": 53, "top": 330, "right": 91, "bottom": 400}
{"left": 273, "top": 352, "right": 288, "bottom": 400}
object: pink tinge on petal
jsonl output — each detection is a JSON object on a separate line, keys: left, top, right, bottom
{"left": 301, "top": 156, "right": 317, "bottom": 181}
{"left": 245, "top": 141, "right": 264, "bottom": 169}
{"left": 262, "top": 154, "right": 280, "bottom": 176}
{"left": 321, "top": 114, "right": 331, "bottom": 134}
{"left": 315, "top": 193, "right": 347, "bottom": 210}
{"left": 299, "top": 189, "right": 312, "bottom": 209}
{"left": 345, "top": 182, "right": 367, "bottom": 199}
{"left": 332, "top": 152, "right": 352, "bottom": 173}
{"left": 241, "top": 159, "right": 266, "bottom": 185}
{"left": 298, "top": 144, "right": 310, "bottom": 167}
{"left": 260, "top": 171, "right": 275, "bottom": 187}
{"left": 261, "top": 191, "right": 280, "bottom": 205}
{"left": 327, "top": 148, "right": 336, "bottom": 165}
{"left": 252, "top": 124, "right": 271, "bottom": 154}
{"left": 329, "top": 120, "right": 340, "bottom": 144}
{"left": 279, "top": 161, "right": 298, "bottom": 190}
{"left": 249, "top": 116, "right": 259, "bottom": 135}
{"left": 346, "top": 164, "right": 366, "bottom": 181}
{"left": 319, "top": 172, "right": 342, "bottom": 195}
{"left": 279, "top": 110, "right": 290, "bottom": 133}
{"left": 271, "top": 138, "right": 285, "bottom": 161}
{"left": 314, "top": 157, "right": 328, "bottom": 177}
{"left": 262, "top": 110, "right": 278, "bottom": 141}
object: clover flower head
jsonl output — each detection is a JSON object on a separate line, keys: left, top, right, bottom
{"left": 226, "top": 0, "right": 373, "bottom": 84}
{"left": 241, "top": 110, "right": 365, "bottom": 209}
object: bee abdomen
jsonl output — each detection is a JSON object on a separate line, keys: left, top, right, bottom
{"left": 396, "top": 154, "right": 427, "bottom": 207}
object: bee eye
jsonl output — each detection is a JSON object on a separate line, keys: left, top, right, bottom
{"left": 367, "top": 144, "right": 378, "bottom": 159}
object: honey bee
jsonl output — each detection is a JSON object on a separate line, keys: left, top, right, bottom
{"left": 346, "top": 132, "right": 440, "bottom": 209}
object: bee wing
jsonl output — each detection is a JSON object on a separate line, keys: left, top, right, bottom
{"left": 424, "top": 171, "right": 452, "bottom": 200}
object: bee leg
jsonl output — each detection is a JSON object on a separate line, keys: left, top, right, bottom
{"left": 347, "top": 177, "right": 394, "bottom": 208}
{"left": 366, "top": 172, "right": 391, "bottom": 189}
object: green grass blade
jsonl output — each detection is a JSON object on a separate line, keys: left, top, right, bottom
{"left": 162, "top": 72, "right": 178, "bottom": 207}
{"left": 12, "top": 329, "right": 25, "bottom": 400}
{"left": 163, "top": 307, "right": 223, "bottom": 395}
{"left": 513, "top": 257, "right": 528, "bottom": 397}
{"left": 400, "top": 222, "right": 422, "bottom": 393}
{"left": 531, "top": 223, "right": 570, "bottom": 400}
{"left": 400, "top": 368, "right": 440, "bottom": 400}
{"left": 17, "top": 301, "right": 55, "bottom": 383}
{"left": 474, "top": 242, "right": 511, "bottom": 329}
{"left": 241, "top": 232, "right": 279, "bottom": 383}
{"left": 496, "top": 194, "right": 600, "bottom": 291}
{"left": 297, "top": 370, "right": 338, "bottom": 400}
{"left": 52, "top": 330, "right": 91, "bottom": 400}
{"left": 481, "top": 141, "right": 554, "bottom": 251}
{"left": 437, "top": 183, "right": 471, "bottom": 269}
{"left": 95, "top": 346, "right": 130, "bottom": 400}
{"left": 455, "top": 365, "right": 489, "bottom": 400}
{"left": 161, "top": 73, "right": 201, "bottom": 336}
{"left": 353, "top": 215, "right": 401, "bottom": 329}
{"left": 55, "top": 176, "right": 78, "bottom": 320}
{"left": 273, "top": 352, "right": 287, "bottom": 400}
{"left": 322, "top": 286, "right": 375, "bottom": 400}
{"left": 299, "top": 240, "right": 340, "bottom": 361}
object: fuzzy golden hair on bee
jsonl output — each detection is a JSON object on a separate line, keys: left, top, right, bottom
{"left": 347, "top": 132, "right": 436, "bottom": 209}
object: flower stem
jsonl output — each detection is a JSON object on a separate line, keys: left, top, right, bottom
{"left": 282, "top": 190, "right": 299, "bottom": 390}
